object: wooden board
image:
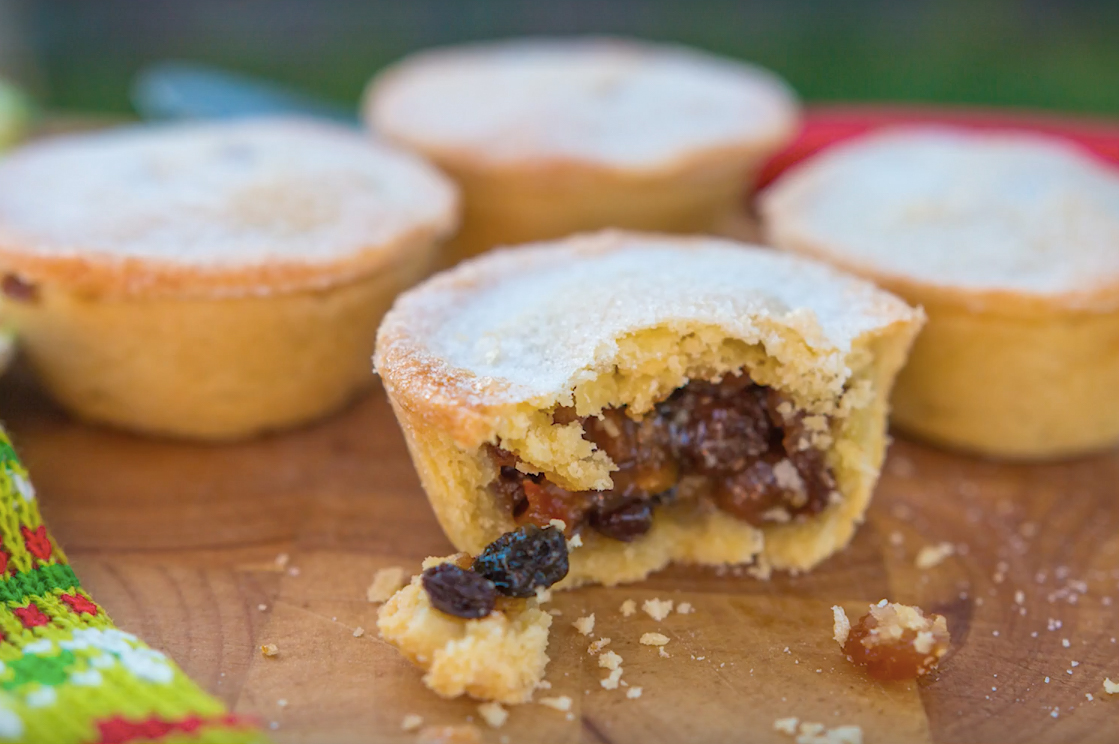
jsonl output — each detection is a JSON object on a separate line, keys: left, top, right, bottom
{"left": 2, "top": 362, "right": 1117, "bottom": 744}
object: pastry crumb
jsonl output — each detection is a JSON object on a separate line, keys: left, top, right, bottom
{"left": 641, "top": 632, "right": 670, "bottom": 646}
{"left": 376, "top": 558, "right": 552, "bottom": 704}
{"left": 477, "top": 702, "right": 508, "bottom": 729}
{"left": 642, "top": 598, "right": 674, "bottom": 621}
{"left": 260, "top": 643, "right": 279, "bottom": 658}
{"left": 832, "top": 606, "right": 850, "bottom": 646}
{"left": 626, "top": 686, "right": 643, "bottom": 699}
{"left": 587, "top": 637, "right": 611, "bottom": 655}
{"left": 676, "top": 602, "right": 694, "bottom": 615}
{"left": 535, "top": 586, "right": 552, "bottom": 603}
{"left": 658, "top": 647, "right": 670, "bottom": 658}
{"left": 367, "top": 566, "right": 407, "bottom": 602}
{"left": 573, "top": 614, "right": 595, "bottom": 636}
{"left": 620, "top": 600, "right": 637, "bottom": 617}
{"left": 746, "top": 558, "right": 772, "bottom": 581}
{"left": 774, "top": 717, "right": 798, "bottom": 734}
{"left": 257, "top": 603, "right": 267, "bottom": 611}
{"left": 915, "top": 542, "right": 955, "bottom": 569}
{"left": 600, "top": 667, "right": 623, "bottom": 690}
{"left": 823, "top": 725, "right": 864, "bottom": 744}
{"left": 274, "top": 553, "right": 290, "bottom": 569}
{"left": 353, "top": 626, "right": 365, "bottom": 638}
{"left": 598, "top": 651, "right": 623, "bottom": 671}
{"left": 417, "top": 724, "right": 483, "bottom": 744}
{"left": 774, "top": 719, "right": 862, "bottom": 744}
{"left": 539, "top": 695, "right": 572, "bottom": 712}
{"left": 567, "top": 534, "right": 583, "bottom": 550}
{"left": 1104, "top": 678, "right": 1119, "bottom": 694}
{"left": 402, "top": 714, "right": 424, "bottom": 732}
{"left": 548, "top": 519, "right": 567, "bottom": 532}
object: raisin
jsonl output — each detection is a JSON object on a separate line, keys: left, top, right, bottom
{"left": 661, "top": 375, "right": 773, "bottom": 474}
{"left": 472, "top": 525, "right": 569, "bottom": 597}
{"left": 712, "top": 455, "right": 790, "bottom": 526}
{"left": 421, "top": 563, "right": 497, "bottom": 619}
{"left": 588, "top": 498, "right": 653, "bottom": 542}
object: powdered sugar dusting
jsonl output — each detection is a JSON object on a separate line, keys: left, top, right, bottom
{"left": 370, "top": 38, "right": 797, "bottom": 170}
{"left": 378, "top": 232, "right": 918, "bottom": 408}
{"left": 763, "top": 128, "right": 1119, "bottom": 304}
{"left": 0, "top": 118, "right": 457, "bottom": 286}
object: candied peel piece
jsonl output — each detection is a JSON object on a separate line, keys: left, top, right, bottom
{"left": 842, "top": 601, "right": 949, "bottom": 681}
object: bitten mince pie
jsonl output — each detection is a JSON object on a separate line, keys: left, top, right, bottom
{"left": 0, "top": 118, "right": 457, "bottom": 440}
{"left": 365, "top": 38, "right": 798, "bottom": 263}
{"left": 374, "top": 231, "right": 923, "bottom": 587}
{"left": 761, "top": 127, "right": 1119, "bottom": 459}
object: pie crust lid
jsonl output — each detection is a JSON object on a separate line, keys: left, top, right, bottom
{"left": 0, "top": 118, "right": 459, "bottom": 298}
{"left": 760, "top": 127, "right": 1119, "bottom": 313}
{"left": 366, "top": 38, "right": 799, "bottom": 174}
{"left": 375, "top": 230, "right": 920, "bottom": 421}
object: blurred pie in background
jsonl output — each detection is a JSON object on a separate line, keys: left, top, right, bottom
{"left": 365, "top": 38, "right": 798, "bottom": 263}
{"left": 0, "top": 117, "right": 458, "bottom": 439}
{"left": 761, "top": 127, "right": 1119, "bottom": 459}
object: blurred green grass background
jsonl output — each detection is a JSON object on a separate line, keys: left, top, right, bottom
{"left": 4, "top": 0, "right": 1119, "bottom": 117}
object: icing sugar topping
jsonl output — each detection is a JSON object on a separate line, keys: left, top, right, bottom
{"left": 0, "top": 118, "right": 457, "bottom": 271}
{"left": 380, "top": 232, "right": 916, "bottom": 404}
{"left": 762, "top": 127, "right": 1119, "bottom": 298}
{"left": 369, "top": 39, "right": 798, "bottom": 169}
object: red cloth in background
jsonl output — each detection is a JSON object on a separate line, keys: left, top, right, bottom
{"left": 756, "top": 105, "right": 1119, "bottom": 191}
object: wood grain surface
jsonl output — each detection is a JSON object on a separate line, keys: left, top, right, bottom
{"left": 1, "top": 361, "right": 1117, "bottom": 744}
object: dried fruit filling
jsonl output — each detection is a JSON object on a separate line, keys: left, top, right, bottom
{"left": 843, "top": 602, "right": 950, "bottom": 681}
{"left": 491, "top": 372, "right": 838, "bottom": 542}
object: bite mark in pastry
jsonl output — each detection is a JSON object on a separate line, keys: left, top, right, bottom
{"left": 374, "top": 231, "right": 923, "bottom": 587}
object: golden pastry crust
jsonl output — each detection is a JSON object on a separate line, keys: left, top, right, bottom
{"left": 761, "top": 127, "right": 1119, "bottom": 458}
{"left": 0, "top": 118, "right": 458, "bottom": 298}
{"left": 365, "top": 38, "right": 798, "bottom": 260}
{"left": 374, "top": 231, "right": 923, "bottom": 584}
{"left": 6, "top": 261, "right": 428, "bottom": 439}
{"left": 377, "top": 556, "right": 552, "bottom": 704}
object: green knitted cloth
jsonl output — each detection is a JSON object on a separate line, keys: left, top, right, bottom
{"left": 0, "top": 428, "right": 268, "bottom": 743}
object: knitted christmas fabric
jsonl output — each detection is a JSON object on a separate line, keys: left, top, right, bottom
{"left": 0, "top": 429, "right": 268, "bottom": 743}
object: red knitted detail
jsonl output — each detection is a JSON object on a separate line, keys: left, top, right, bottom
{"left": 61, "top": 592, "right": 99, "bottom": 616}
{"left": 21, "top": 525, "right": 52, "bottom": 562}
{"left": 12, "top": 602, "right": 49, "bottom": 628}
{"left": 96, "top": 713, "right": 254, "bottom": 744}
{"left": 0, "top": 549, "right": 8, "bottom": 575}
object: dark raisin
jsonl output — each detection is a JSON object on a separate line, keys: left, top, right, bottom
{"left": 589, "top": 498, "right": 653, "bottom": 541}
{"left": 712, "top": 455, "right": 789, "bottom": 526}
{"left": 1, "top": 274, "right": 38, "bottom": 303}
{"left": 421, "top": 563, "right": 497, "bottom": 619}
{"left": 662, "top": 376, "right": 772, "bottom": 474}
{"left": 472, "top": 525, "right": 569, "bottom": 597}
